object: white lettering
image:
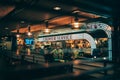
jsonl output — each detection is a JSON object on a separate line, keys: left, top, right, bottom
{"left": 42, "top": 35, "right": 72, "bottom": 41}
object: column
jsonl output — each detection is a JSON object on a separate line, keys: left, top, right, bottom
{"left": 112, "top": 4, "right": 120, "bottom": 63}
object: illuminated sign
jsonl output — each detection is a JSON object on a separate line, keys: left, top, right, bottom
{"left": 25, "top": 38, "right": 34, "bottom": 45}
{"left": 38, "top": 33, "right": 96, "bottom": 49}
{"left": 42, "top": 35, "right": 72, "bottom": 41}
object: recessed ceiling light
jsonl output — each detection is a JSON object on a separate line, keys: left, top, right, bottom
{"left": 53, "top": 6, "right": 61, "bottom": 10}
{"left": 72, "top": 10, "right": 80, "bottom": 13}
{"left": 5, "top": 27, "right": 8, "bottom": 29}
{"left": 21, "top": 21, "right": 25, "bottom": 23}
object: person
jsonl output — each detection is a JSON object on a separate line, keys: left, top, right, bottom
{"left": 63, "top": 46, "right": 73, "bottom": 62}
{"left": 72, "top": 46, "right": 79, "bottom": 59}
{"left": 43, "top": 46, "right": 54, "bottom": 63}
{"left": 39, "top": 47, "right": 44, "bottom": 55}
{"left": 79, "top": 47, "right": 84, "bottom": 57}
{"left": 92, "top": 48, "right": 100, "bottom": 58}
{"left": 51, "top": 46, "right": 64, "bottom": 60}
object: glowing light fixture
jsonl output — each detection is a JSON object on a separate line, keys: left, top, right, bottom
{"left": 16, "top": 34, "right": 20, "bottom": 38}
{"left": 44, "top": 28, "right": 50, "bottom": 33}
{"left": 5, "top": 27, "right": 8, "bottom": 30}
{"left": 72, "top": 16, "right": 81, "bottom": 29}
{"left": 43, "top": 20, "right": 51, "bottom": 34}
{"left": 53, "top": 6, "right": 61, "bottom": 10}
{"left": 16, "top": 26, "right": 20, "bottom": 38}
{"left": 27, "top": 25, "right": 32, "bottom": 36}
{"left": 71, "top": 10, "right": 82, "bottom": 29}
{"left": 73, "top": 21, "right": 80, "bottom": 28}
{"left": 27, "top": 32, "right": 32, "bottom": 36}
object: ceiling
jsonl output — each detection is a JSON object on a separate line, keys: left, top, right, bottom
{"left": 0, "top": 0, "right": 118, "bottom": 36}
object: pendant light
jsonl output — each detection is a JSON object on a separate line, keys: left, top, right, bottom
{"left": 71, "top": 10, "right": 81, "bottom": 29}
{"left": 27, "top": 25, "right": 32, "bottom": 36}
{"left": 73, "top": 16, "right": 80, "bottom": 28}
{"left": 43, "top": 20, "right": 51, "bottom": 34}
{"left": 16, "top": 29, "right": 20, "bottom": 37}
{"left": 16, "top": 25, "right": 20, "bottom": 37}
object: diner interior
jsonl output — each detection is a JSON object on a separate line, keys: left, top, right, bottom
{"left": 0, "top": 0, "right": 120, "bottom": 80}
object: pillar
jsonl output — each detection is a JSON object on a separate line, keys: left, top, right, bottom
{"left": 112, "top": 2, "right": 120, "bottom": 63}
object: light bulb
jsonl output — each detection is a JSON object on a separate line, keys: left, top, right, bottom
{"left": 27, "top": 32, "right": 32, "bottom": 36}
{"left": 45, "top": 29, "right": 50, "bottom": 33}
{"left": 44, "top": 28, "right": 51, "bottom": 34}
{"left": 16, "top": 34, "right": 20, "bottom": 37}
{"left": 74, "top": 22, "right": 80, "bottom": 28}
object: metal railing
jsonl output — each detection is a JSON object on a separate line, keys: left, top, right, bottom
{"left": 0, "top": 50, "right": 118, "bottom": 80}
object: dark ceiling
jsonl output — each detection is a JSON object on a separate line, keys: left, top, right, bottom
{"left": 0, "top": 0, "right": 119, "bottom": 36}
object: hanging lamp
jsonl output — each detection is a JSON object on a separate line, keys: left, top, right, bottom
{"left": 27, "top": 25, "right": 32, "bottom": 36}
{"left": 43, "top": 20, "right": 51, "bottom": 34}
{"left": 71, "top": 10, "right": 82, "bottom": 29}
{"left": 72, "top": 16, "right": 80, "bottom": 29}
{"left": 16, "top": 25, "right": 20, "bottom": 37}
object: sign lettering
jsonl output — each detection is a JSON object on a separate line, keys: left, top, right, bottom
{"left": 43, "top": 35, "right": 72, "bottom": 41}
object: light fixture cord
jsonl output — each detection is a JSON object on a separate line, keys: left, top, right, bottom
{"left": 74, "top": 12, "right": 79, "bottom": 22}
{"left": 17, "top": 29, "right": 19, "bottom": 34}
{"left": 28, "top": 25, "right": 31, "bottom": 32}
{"left": 46, "top": 21, "right": 48, "bottom": 29}
{"left": 16, "top": 24, "right": 20, "bottom": 37}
